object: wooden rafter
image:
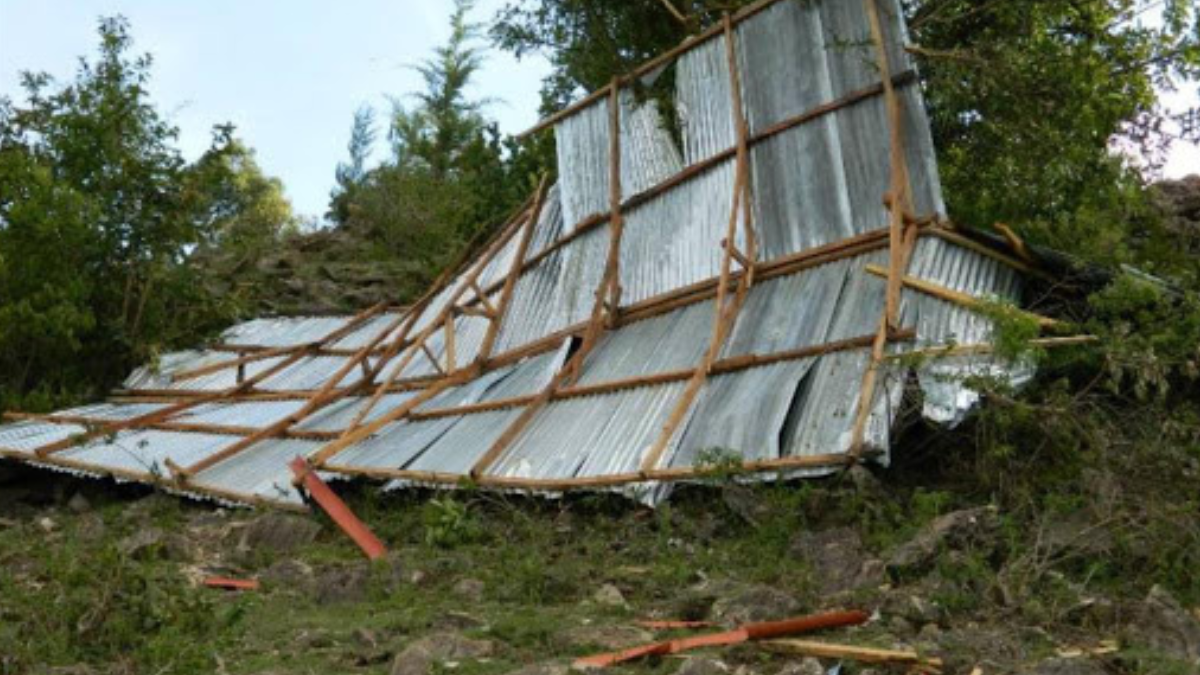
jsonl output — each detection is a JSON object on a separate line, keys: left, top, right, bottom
{"left": 846, "top": 0, "right": 923, "bottom": 457}
{"left": 638, "top": 14, "right": 757, "bottom": 474}
{"left": 478, "top": 174, "right": 550, "bottom": 363}
{"left": 468, "top": 79, "right": 628, "bottom": 480}
{"left": 30, "top": 302, "right": 389, "bottom": 459}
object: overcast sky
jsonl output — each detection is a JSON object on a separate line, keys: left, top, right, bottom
{"left": 0, "top": 1, "right": 1196, "bottom": 222}
{"left": 0, "top": 0, "right": 552, "bottom": 219}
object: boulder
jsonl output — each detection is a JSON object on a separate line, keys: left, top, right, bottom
{"left": 674, "top": 657, "right": 731, "bottom": 675}
{"left": 237, "top": 513, "right": 321, "bottom": 556}
{"left": 593, "top": 583, "right": 629, "bottom": 609}
{"left": 887, "top": 506, "right": 999, "bottom": 578}
{"left": 389, "top": 632, "right": 496, "bottom": 675}
{"left": 453, "top": 578, "right": 486, "bottom": 602}
{"left": 1122, "top": 585, "right": 1200, "bottom": 663}
{"left": 712, "top": 584, "right": 802, "bottom": 624}
{"left": 506, "top": 662, "right": 569, "bottom": 675}
{"left": 562, "top": 623, "right": 653, "bottom": 650}
{"left": 774, "top": 658, "right": 824, "bottom": 675}
{"left": 790, "top": 526, "right": 884, "bottom": 594}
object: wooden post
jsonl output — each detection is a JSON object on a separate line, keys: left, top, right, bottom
{"left": 478, "top": 174, "right": 550, "bottom": 363}
{"left": 639, "top": 14, "right": 756, "bottom": 474}
{"left": 847, "top": 0, "right": 922, "bottom": 458}
{"left": 470, "top": 79, "right": 627, "bottom": 478}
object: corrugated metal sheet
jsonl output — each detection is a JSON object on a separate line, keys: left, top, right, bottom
{"left": 191, "top": 437, "right": 313, "bottom": 505}
{"left": 0, "top": 420, "right": 87, "bottom": 456}
{"left": 297, "top": 392, "right": 420, "bottom": 432}
{"left": 61, "top": 429, "right": 239, "bottom": 479}
{"left": 222, "top": 316, "right": 348, "bottom": 348}
{"left": 556, "top": 98, "right": 611, "bottom": 228}
{"left": 898, "top": 237, "right": 1031, "bottom": 424}
{"left": 526, "top": 184, "right": 565, "bottom": 259}
{"left": 576, "top": 301, "right": 712, "bottom": 385}
{"left": 0, "top": 0, "right": 1039, "bottom": 509}
{"left": 489, "top": 381, "right": 688, "bottom": 480}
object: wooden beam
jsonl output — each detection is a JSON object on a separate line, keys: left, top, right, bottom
{"left": 863, "top": 264, "right": 1063, "bottom": 328}
{"left": 475, "top": 72, "right": 916, "bottom": 311}
{"left": 325, "top": 449, "right": 858, "bottom": 491}
{"left": 638, "top": 14, "right": 757, "bottom": 475}
{"left": 885, "top": 334, "right": 1098, "bottom": 360}
{"left": 31, "top": 302, "right": 388, "bottom": 459}
{"left": 761, "top": 639, "right": 943, "bottom": 669}
{"left": 468, "top": 81, "right": 627, "bottom": 479}
{"left": 478, "top": 175, "right": 550, "bottom": 363}
{"left": 518, "top": 0, "right": 813, "bottom": 138}
{"left": 172, "top": 305, "right": 410, "bottom": 479}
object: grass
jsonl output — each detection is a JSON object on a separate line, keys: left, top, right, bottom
{"left": 0, "top": 466, "right": 1197, "bottom": 675}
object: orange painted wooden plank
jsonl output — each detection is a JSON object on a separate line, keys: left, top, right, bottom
{"left": 203, "top": 577, "right": 260, "bottom": 591}
{"left": 289, "top": 456, "right": 387, "bottom": 560}
{"left": 573, "top": 610, "right": 870, "bottom": 669}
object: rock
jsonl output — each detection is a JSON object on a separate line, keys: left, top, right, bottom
{"left": 454, "top": 578, "right": 486, "bottom": 602}
{"left": 260, "top": 559, "right": 315, "bottom": 591}
{"left": 507, "top": 662, "right": 568, "bottom": 675}
{"left": 562, "top": 623, "right": 654, "bottom": 650}
{"left": 887, "top": 506, "right": 999, "bottom": 578}
{"left": 314, "top": 564, "right": 370, "bottom": 605}
{"left": 712, "top": 585, "right": 801, "bottom": 624}
{"left": 846, "top": 464, "right": 882, "bottom": 494}
{"left": 774, "top": 658, "right": 823, "bottom": 675}
{"left": 66, "top": 492, "right": 90, "bottom": 513}
{"left": 238, "top": 513, "right": 322, "bottom": 556}
{"left": 593, "top": 583, "right": 629, "bottom": 609}
{"left": 721, "top": 485, "right": 777, "bottom": 528}
{"left": 37, "top": 517, "right": 56, "bottom": 533}
{"left": 437, "top": 611, "right": 488, "bottom": 631}
{"left": 1122, "top": 585, "right": 1200, "bottom": 663}
{"left": 675, "top": 657, "right": 731, "bottom": 675}
{"left": 353, "top": 628, "right": 380, "bottom": 650}
{"left": 119, "top": 527, "right": 165, "bottom": 559}
{"left": 118, "top": 527, "right": 192, "bottom": 561}
{"left": 1030, "top": 658, "right": 1107, "bottom": 675}
{"left": 790, "top": 527, "right": 883, "bottom": 595}
{"left": 1041, "top": 510, "right": 1114, "bottom": 558}
{"left": 389, "top": 632, "right": 496, "bottom": 675}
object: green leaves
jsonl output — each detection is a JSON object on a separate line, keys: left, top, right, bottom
{"left": 0, "top": 16, "right": 291, "bottom": 412}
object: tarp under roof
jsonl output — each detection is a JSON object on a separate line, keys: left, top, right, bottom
{"left": 0, "top": 0, "right": 1048, "bottom": 508}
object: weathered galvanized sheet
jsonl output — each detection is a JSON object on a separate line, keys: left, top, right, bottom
{"left": 0, "top": 0, "right": 1039, "bottom": 510}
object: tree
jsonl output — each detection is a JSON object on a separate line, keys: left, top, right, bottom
{"left": 492, "top": 0, "right": 1200, "bottom": 270}
{"left": 0, "top": 16, "right": 288, "bottom": 410}
{"left": 329, "top": 105, "right": 377, "bottom": 225}
{"left": 391, "top": 0, "right": 491, "bottom": 179}
{"left": 327, "top": 0, "right": 535, "bottom": 291}
{"left": 187, "top": 124, "right": 297, "bottom": 253}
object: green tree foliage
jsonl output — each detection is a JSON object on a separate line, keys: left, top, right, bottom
{"left": 0, "top": 17, "right": 293, "bottom": 411}
{"left": 328, "top": 105, "right": 377, "bottom": 225}
{"left": 492, "top": 0, "right": 1199, "bottom": 267}
{"left": 329, "top": 0, "right": 540, "bottom": 295}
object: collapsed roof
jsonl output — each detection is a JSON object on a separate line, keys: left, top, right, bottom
{"left": 0, "top": 0, "right": 1056, "bottom": 509}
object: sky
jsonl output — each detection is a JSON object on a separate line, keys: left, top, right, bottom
{"left": 0, "top": 0, "right": 552, "bottom": 219}
{"left": 0, "top": 2, "right": 1196, "bottom": 222}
